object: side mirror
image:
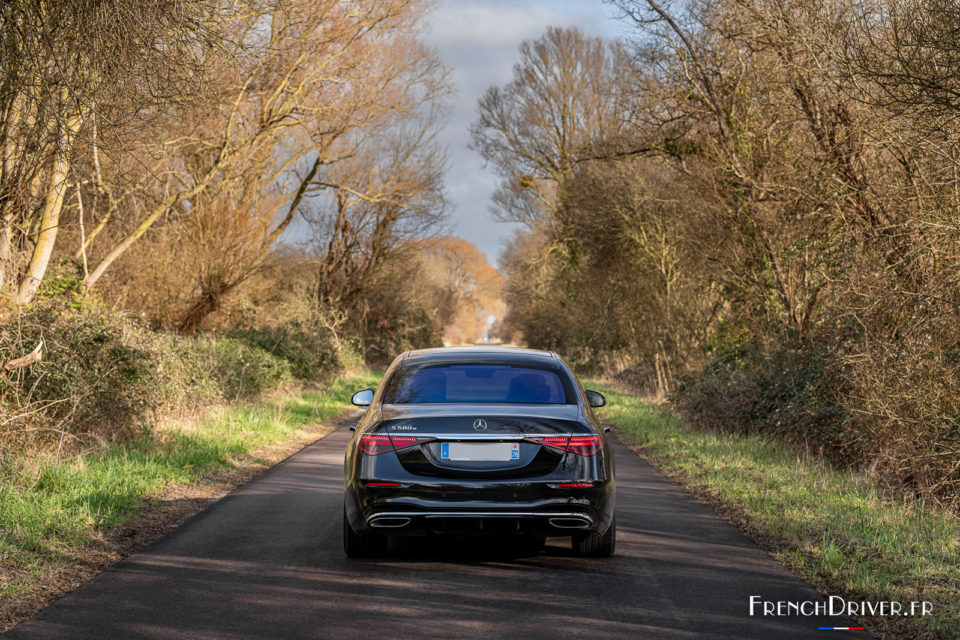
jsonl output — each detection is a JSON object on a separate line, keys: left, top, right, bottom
{"left": 585, "top": 390, "right": 606, "bottom": 408}
{"left": 351, "top": 389, "right": 374, "bottom": 406}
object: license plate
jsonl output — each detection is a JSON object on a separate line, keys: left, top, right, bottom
{"left": 440, "top": 442, "right": 520, "bottom": 461}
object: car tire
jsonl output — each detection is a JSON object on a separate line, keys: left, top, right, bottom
{"left": 572, "top": 517, "right": 615, "bottom": 557}
{"left": 343, "top": 506, "right": 383, "bottom": 557}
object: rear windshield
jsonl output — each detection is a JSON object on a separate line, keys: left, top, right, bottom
{"left": 383, "top": 364, "right": 574, "bottom": 404}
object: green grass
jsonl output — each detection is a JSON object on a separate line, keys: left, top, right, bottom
{"left": 587, "top": 379, "right": 960, "bottom": 640}
{"left": 0, "top": 368, "right": 382, "bottom": 601}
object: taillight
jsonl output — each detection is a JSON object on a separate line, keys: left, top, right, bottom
{"left": 358, "top": 434, "right": 436, "bottom": 455}
{"left": 358, "top": 434, "right": 392, "bottom": 455}
{"left": 566, "top": 436, "right": 602, "bottom": 456}
{"left": 524, "top": 435, "right": 602, "bottom": 455}
{"left": 390, "top": 435, "right": 436, "bottom": 451}
{"left": 556, "top": 482, "right": 594, "bottom": 488}
{"left": 525, "top": 435, "right": 569, "bottom": 451}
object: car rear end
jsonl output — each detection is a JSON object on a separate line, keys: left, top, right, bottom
{"left": 342, "top": 351, "right": 615, "bottom": 556}
{"left": 344, "top": 409, "right": 614, "bottom": 537}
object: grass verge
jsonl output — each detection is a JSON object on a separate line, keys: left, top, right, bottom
{"left": 0, "top": 368, "right": 382, "bottom": 623}
{"left": 586, "top": 379, "right": 960, "bottom": 640}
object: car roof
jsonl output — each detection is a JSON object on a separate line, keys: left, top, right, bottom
{"left": 400, "top": 346, "right": 558, "bottom": 367}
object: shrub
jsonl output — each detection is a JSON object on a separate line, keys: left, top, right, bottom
{"left": 0, "top": 300, "right": 296, "bottom": 454}
{"left": 1, "top": 302, "right": 199, "bottom": 448}
{"left": 194, "top": 335, "right": 293, "bottom": 400}
{"left": 675, "top": 335, "right": 851, "bottom": 448}
{"left": 225, "top": 324, "right": 339, "bottom": 381}
{"left": 673, "top": 323, "right": 960, "bottom": 504}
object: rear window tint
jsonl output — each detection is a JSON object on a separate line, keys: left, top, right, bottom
{"left": 383, "top": 364, "right": 574, "bottom": 404}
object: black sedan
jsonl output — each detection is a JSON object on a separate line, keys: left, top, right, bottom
{"left": 343, "top": 346, "right": 615, "bottom": 557}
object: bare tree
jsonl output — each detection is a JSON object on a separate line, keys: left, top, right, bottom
{"left": 493, "top": 2, "right": 960, "bottom": 504}
{"left": 310, "top": 114, "right": 449, "bottom": 317}
{"left": 470, "top": 26, "right": 631, "bottom": 228}
{"left": 0, "top": 0, "right": 214, "bottom": 303}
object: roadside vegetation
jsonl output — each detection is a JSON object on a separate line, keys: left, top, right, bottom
{"left": 0, "top": 0, "right": 501, "bottom": 521}
{"left": 590, "top": 380, "right": 960, "bottom": 640}
{"left": 481, "top": 2, "right": 960, "bottom": 507}
{"left": 479, "top": 9, "right": 960, "bottom": 636}
{"left": 0, "top": 368, "right": 381, "bottom": 611}
{"left": 0, "top": 0, "right": 502, "bottom": 623}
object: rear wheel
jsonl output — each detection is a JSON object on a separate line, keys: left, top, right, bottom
{"left": 572, "top": 517, "right": 615, "bottom": 557}
{"left": 343, "top": 506, "right": 384, "bottom": 557}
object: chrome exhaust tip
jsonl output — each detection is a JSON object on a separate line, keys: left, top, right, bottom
{"left": 369, "top": 516, "right": 412, "bottom": 528}
{"left": 548, "top": 517, "right": 591, "bottom": 530}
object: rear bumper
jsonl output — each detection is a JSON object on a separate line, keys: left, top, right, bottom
{"left": 367, "top": 510, "right": 595, "bottom": 534}
{"left": 344, "top": 482, "right": 614, "bottom": 536}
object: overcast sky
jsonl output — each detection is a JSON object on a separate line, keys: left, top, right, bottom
{"left": 421, "top": 0, "right": 628, "bottom": 265}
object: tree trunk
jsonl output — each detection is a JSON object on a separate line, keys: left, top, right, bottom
{"left": 83, "top": 122, "right": 248, "bottom": 290}
{"left": 15, "top": 113, "right": 80, "bottom": 304}
{"left": 178, "top": 289, "right": 221, "bottom": 334}
{"left": 0, "top": 217, "right": 11, "bottom": 291}
{"left": 83, "top": 193, "right": 181, "bottom": 289}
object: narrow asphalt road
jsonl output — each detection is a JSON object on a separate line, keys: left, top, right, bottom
{"left": 6, "top": 427, "right": 873, "bottom": 639}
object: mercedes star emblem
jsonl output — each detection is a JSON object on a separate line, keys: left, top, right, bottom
{"left": 473, "top": 418, "right": 487, "bottom": 431}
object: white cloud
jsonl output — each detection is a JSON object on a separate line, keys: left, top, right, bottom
{"left": 426, "top": 2, "right": 566, "bottom": 47}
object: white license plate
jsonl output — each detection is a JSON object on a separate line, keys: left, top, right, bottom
{"left": 440, "top": 442, "right": 520, "bottom": 461}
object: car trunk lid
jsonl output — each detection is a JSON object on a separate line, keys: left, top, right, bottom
{"left": 374, "top": 404, "right": 593, "bottom": 478}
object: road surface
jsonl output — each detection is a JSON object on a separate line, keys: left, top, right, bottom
{"left": 5, "top": 427, "right": 872, "bottom": 639}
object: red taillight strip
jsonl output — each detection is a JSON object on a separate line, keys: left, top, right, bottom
{"left": 358, "top": 434, "right": 436, "bottom": 455}
{"left": 390, "top": 435, "right": 436, "bottom": 451}
{"left": 358, "top": 434, "right": 392, "bottom": 455}
{"left": 524, "top": 435, "right": 569, "bottom": 451}
{"left": 566, "top": 436, "right": 602, "bottom": 456}
{"left": 524, "top": 435, "right": 602, "bottom": 455}
{"left": 367, "top": 482, "right": 403, "bottom": 487}
{"left": 556, "top": 482, "right": 594, "bottom": 487}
